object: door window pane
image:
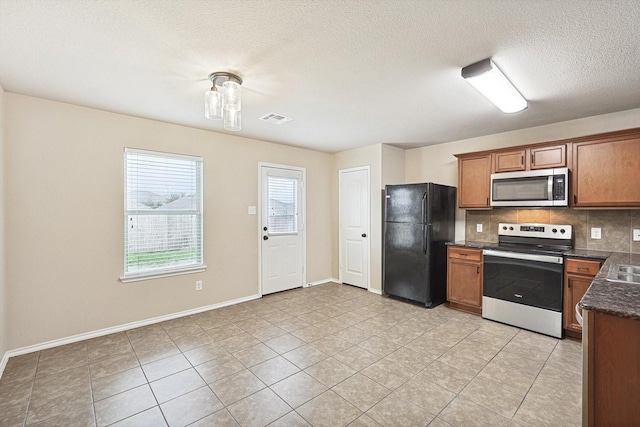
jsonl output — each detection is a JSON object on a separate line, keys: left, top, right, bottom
{"left": 267, "top": 176, "right": 298, "bottom": 234}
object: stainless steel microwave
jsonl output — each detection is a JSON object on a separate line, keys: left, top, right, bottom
{"left": 490, "top": 168, "right": 569, "bottom": 207}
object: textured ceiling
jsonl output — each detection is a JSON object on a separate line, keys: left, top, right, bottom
{"left": 1, "top": 0, "right": 639, "bottom": 153}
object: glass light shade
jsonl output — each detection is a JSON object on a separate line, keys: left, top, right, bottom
{"left": 224, "top": 108, "right": 241, "bottom": 131}
{"left": 204, "top": 89, "right": 223, "bottom": 120}
{"left": 465, "top": 61, "right": 527, "bottom": 113}
{"left": 223, "top": 81, "right": 241, "bottom": 111}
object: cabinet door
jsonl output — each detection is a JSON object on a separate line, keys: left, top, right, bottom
{"left": 493, "top": 150, "right": 526, "bottom": 173}
{"left": 573, "top": 138, "right": 640, "bottom": 207}
{"left": 447, "top": 258, "right": 482, "bottom": 308}
{"left": 458, "top": 155, "right": 491, "bottom": 209}
{"left": 564, "top": 274, "right": 592, "bottom": 332}
{"left": 530, "top": 144, "right": 566, "bottom": 169}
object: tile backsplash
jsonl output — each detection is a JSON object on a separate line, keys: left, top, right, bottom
{"left": 466, "top": 209, "right": 640, "bottom": 253}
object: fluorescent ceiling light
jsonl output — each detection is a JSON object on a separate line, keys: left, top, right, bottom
{"left": 461, "top": 58, "right": 527, "bottom": 113}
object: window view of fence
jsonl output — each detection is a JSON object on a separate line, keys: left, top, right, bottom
{"left": 124, "top": 149, "right": 203, "bottom": 276}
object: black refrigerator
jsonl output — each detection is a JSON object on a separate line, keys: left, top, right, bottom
{"left": 383, "top": 183, "right": 456, "bottom": 307}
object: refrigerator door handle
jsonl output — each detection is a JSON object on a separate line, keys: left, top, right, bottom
{"left": 422, "top": 192, "right": 428, "bottom": 254}
{"left": 422, "top": 192, "right": 427, "bottom": 225}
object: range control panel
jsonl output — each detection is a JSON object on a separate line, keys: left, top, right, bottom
{"left": 498, "top": 223, "right": 573, "bottom": 240}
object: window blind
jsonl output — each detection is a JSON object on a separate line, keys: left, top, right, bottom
{"left": 267, "top": 176, "right": 298, "bottom": 234}
{"left": 124, "top": 149, "right": 203, "bottom": 277}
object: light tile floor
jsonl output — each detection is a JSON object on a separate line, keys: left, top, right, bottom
{"left": 0, "top": 282, "right": 582, "bottom": 427}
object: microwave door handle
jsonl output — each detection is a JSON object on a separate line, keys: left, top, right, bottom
{"left": 548, "top": 176, "right": 554, "bottom": 201}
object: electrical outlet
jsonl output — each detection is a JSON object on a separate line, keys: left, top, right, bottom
{"left": 195, "top": 280, "right": 203, "bottom": 291}
{"left": 633, "top": 229, "right": 640, "bottom": 242}
{"left": 247, "top": 206, "right": 256, "bottom": 215}
{"left": 591, "top": 228, "right": 602, "bottom": 239}
{"left": 476, "top": 224, "right": 483, "bottom": 233}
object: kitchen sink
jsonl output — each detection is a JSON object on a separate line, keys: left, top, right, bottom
{"left": 607, "top": 265, "right": 640, "bottom": 284}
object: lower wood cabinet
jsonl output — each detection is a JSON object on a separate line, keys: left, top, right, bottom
{"left": 583, "top": 310, "right": 640, "bottom": 426}
{"left": 564, "top": 257, "right": 602, "bottom": 339}
{"left": 447, "top": 246, "right": 483, "bottom": 315}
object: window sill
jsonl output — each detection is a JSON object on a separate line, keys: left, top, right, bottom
{"left": 120, "top": 265, "right": 207, "bottom": 283}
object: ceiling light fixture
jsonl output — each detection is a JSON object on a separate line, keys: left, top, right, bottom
{"left": 204, "top": 71, "right": 243, "bottom": 131}
{"left": 461, "top": 58, "right": 527, "bottom": 113}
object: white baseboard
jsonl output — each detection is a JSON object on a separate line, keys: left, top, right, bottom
{"left": 368, "top": 288, "right": 382, "bottom": 295}
{"left": 0, "top": 351, "right": 9, "bottom": 378}
{"left": 0, "top": 293, "right": 261, "bottom": 379}
{"left": 306, "top": 278, "right": 340, "bottom": 287}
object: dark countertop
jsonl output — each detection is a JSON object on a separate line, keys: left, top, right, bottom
{"left": 447, "top": 241, "right": 640, "bottom": 320}
{"left": 563, "top": 248, "right": 611, "bottom": 260}
{"left": 446, "top": 240, "right": 490, "bottom": 250}
{"left": 579, "top": 252, "right": 640, "bottom": 321}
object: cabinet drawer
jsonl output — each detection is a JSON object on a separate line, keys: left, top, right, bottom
{"left": 448, "top": 247, "right": 482, "bottom": 262}
{"left": 566, "top": 258, "right": 601, "bottom": 276}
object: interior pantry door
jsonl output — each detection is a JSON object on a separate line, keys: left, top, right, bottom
{"left": 260, "top": 164, "right": 305, "bottom": 295}
{"left": 339, "top": 167, "right": 370, "bottom": 289}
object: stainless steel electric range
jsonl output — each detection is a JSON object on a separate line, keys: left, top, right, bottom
{"left": 482, "top": 222, "right": 573, "bottom": 338}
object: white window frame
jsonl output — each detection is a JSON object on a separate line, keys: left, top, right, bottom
{"left": 120, "top": 148, "right": 206, "bottom": 283}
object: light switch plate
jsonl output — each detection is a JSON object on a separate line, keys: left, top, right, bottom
{"left": 476, "top": 224, "right": 483, "bottom": 233}
{"left": 633, "top": 229, "right": 640, "bottom": 242}
{"left": 248, "top": 206, "right": 257, "bottom": 215}
{"left": 591, "top": 227, "right": 602, "bottom": 239}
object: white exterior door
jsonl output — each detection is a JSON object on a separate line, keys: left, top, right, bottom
{"left": 260, "top": 164, "right": 305, "bottom": 295}
{"left": 339, "top": 167, "right": 370, "bottom": 289}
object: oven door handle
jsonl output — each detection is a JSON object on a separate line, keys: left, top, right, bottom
{"left": 483, "top": 249, "right": 563, "bottom": 264}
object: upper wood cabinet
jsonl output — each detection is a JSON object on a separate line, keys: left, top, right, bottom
{"left": 457, "top": 154, "right": 491, "bottom": 209}
{"left": 530, "top": 144, "right": 566, "bottom": 170}
{"left": 493, "top": 149, "right": 526, "bottom": 172}
{"left": 455, "top": 127, "right": 640, "bottom": 210}
{"left": 573, "top": 133, "right": 640, "bottom": 208}
{"left": 493, "top": 144, "right": 566, "bottom": 173}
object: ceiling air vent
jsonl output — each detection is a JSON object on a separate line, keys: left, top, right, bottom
{"left": 259, "top": 113, "right": 293, "bottom": 125}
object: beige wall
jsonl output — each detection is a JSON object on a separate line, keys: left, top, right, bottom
{"left": 332, "top": 144, "right": 383, "bottom": 291}
{"left": 0, "top": 83, "right": 6, "bottom": 359}
{"left": 405, "top": 108, "right": 640, "bottom": 240}
{"left": 4, "top": 94, "right": 333, "bottom": 350}
{"left": 381, "top": 144, "right": 405, "bottom": 187}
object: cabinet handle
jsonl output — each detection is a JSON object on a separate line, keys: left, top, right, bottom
{"left": 531, "top": 153, "right": 534, "bottom": 165}
{"left": 486, "top": 197, "right": 489, "bottom": 206}
{"left": 520, "top": 155, "right": 524, "bottom": 165}
{"left": 477, "top": 266, "right": 480, "bottom": 274}
{"left": 460, "top": 253, "right": 467, "bottom": 257}
{"left": 577, "top": 266, "right": 589, "bottom": 271}
{"left": 573, "top": 194, "right": 577, "bottom": 204}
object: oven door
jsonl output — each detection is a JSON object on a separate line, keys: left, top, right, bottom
{"left": 482, "top": 249, "right": 563, "bottom": 311}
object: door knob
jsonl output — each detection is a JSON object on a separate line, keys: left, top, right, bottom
{"left": 361, "top": 233, "right": 367, "bottom": 238}
{"left": 263, "top": 236, "right": 269, "bottom": 240}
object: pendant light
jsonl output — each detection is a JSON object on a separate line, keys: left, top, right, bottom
{"left": 204, "top": 72, "right": 243, "bottom": 131}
